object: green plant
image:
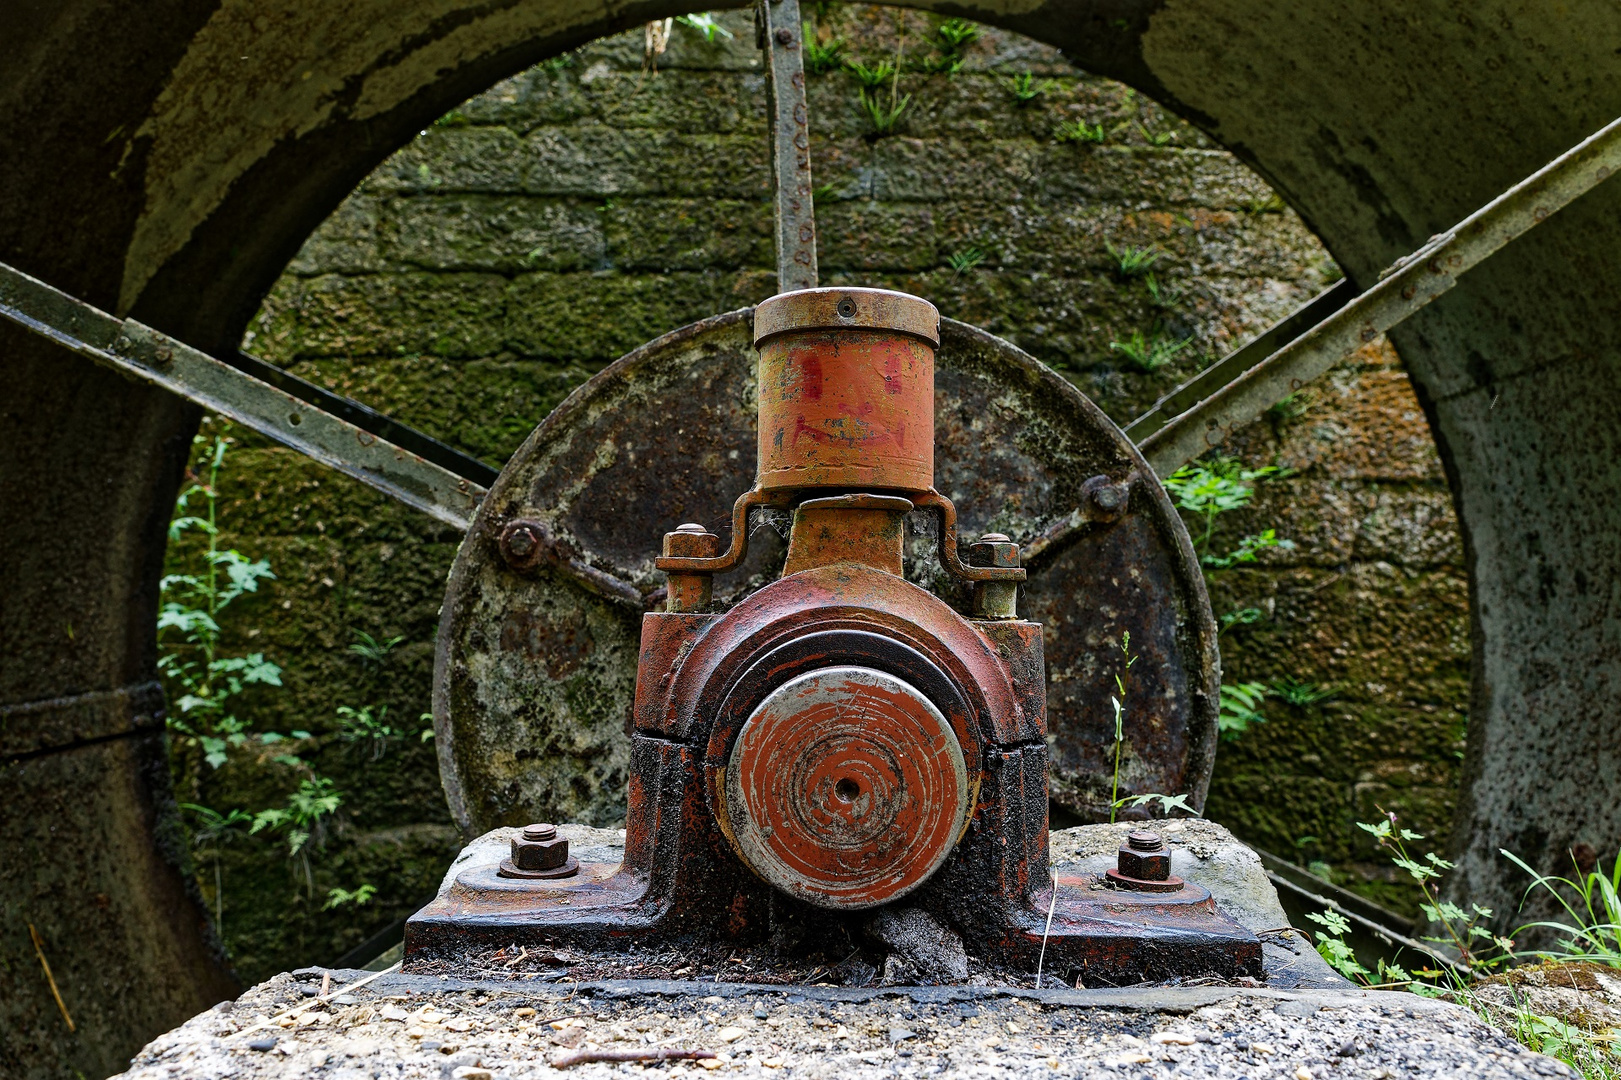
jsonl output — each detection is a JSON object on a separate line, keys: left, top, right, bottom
{"left": 1201, "top": 527, "right": 1293, "bottom": 569}
{"left": 1361, "top": 811, "right": 1516, "bottom": 974}
{"left": 846, "top": 59, "right": 896, "bottom": 89}
{"left": 159, "top": 424, "right": 283, "bottom": 770}
{"left": 1144, "top": 273, "right": 1183, "bottom": 308}
{"left": 1114, "top": 792, "right": 1200, "bottom": 817}
{"left": 1053, "top": 118, "right": 1106, "bottom": 144}
{"left": 1108, "top": 632, "right": 1138, "bottom": 823}
{"left": 1268, "top": 389, "right": 1315, "bottom": 422}
{"left": 1108, "top": 328, "right": 1193, "bottom": 372}
{"left": 911, "top": 17, "right": 978, "bottom": 73}
{"left": 1219, "top": 607, "right": 1264, "bottom": 634}
{"left": 1272, "top": 676, "right": 1338, "bottom": 707}
{"left": 1218, "top": 681, "right": 1269, "bottom": 739}
{"left": 803, "top": 24, "right": 847, "bottom": 73}
{"left": 1106, "top": 240, "right": 1161, "bottom": 278}
{"left": 675, "top": 13, "right": 733, "bottom": 42}
{"left": 348, "top": 629, "right": 404, "bottom": 667}
{"left": 1004, "top": 71, "right": 1056, "bottom": 104}
{"left": 181, "top": 803, "right": 253, "bottom": 937}
{"left": 252, "top": 776, "right": 344, "bottom": 897}
{"left": 1501, "top": 846, "right": 1621, "bottom": 966}
{"left": 1244, "top": 193, "right": 1287, "bottom": 214}
{"left": 948, "top": 246, "right": 985, "bottom": 276}
{"left": 1305, "top": 909, "right": 1372, "bottom": 980}
{"left": 1501, "top": 1007, "right": 1618, "bottom": 1079}
{"left": 1136, "top": 122, "right": 1175, "bottom": 146}
{"left": 336, "top": 704, "right": 399, "bottom": 760}
{"left": 323, "top": 883, "right": 377, "bottom": 911}
{"left": 858, "top": 86, "right": 911, "bottom": 137}
{"left": 1163, "top": 457, "right": 1289, "bottom": 562}
{"left": 935, "top": 18, "right": 980, "bottom": 50}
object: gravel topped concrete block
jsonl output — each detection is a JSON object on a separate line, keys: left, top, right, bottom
{"left": 115, "top": 822, "right": 1570, "bottom": 1077}
{"left": 111, "top": 969, "right": 1576, "bottom": 1079}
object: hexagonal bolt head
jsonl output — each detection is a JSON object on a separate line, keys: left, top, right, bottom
{"left": 661, "top": 522, "right": 720, "bottom": 559}
{"left": 499, "top": 519, "right": 547, "bottom": 570}
{"left": 1082, "top": 475, "right": 1130, "bottom": 523}
{"left": 1116, "top": 830, "right": 1170, "bottom": 881}
{"left": 967, "top": 533, "right": 1019, "bottom": 569}
{"left": 512, "top": 823, "right": 570, "bottom": 871}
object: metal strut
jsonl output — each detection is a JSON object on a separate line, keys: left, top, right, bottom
{"left": 758, "top": 0, "right": 817, "bottom": 293}
{"left": 0, "top": 264, "right": 487, "bottom": 530}
{"left": 1134, "top": 113, "right": 1621, "bottom": 478}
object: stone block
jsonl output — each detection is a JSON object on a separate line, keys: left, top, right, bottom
{"left": 369, "top": 126, "right": 529, "bottom": 194}
{"left": 520, "top": 127, "right": 770, "bottom": 197}
{"left": 251, "top": 272, "right": 508, "bottom": 360}
{"left": 816, "top": 200, "right": 939, "bottom": 270}
{"left": 383, "top": 195, "right": 605, "bottom": 272}
{"left": 285, "top": 195, "right": 389, "bottom": 274}
{"left": 603, "top": 198, "right": 772, "bottom": 271}
{"left": 503, "top": 270, "right": 743, "bottom": 359}
{"left": 282, "top": 355, "right": 596, "bottom": 462}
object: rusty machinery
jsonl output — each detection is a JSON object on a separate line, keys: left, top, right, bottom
{"left": 409, "top": 288, "right": 1260, "bottom": 983}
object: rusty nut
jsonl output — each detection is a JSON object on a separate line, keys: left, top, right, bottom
{"left": 512, "top": 823, "right": 570, "bottom": 872}
{"left": 966, "top": 532, "right": 1019, "bottom": 569}
{"left": 499, "top": 519, "right": 548, "bottom": 571}
{"left": 661, "top": 522, "right": 720, "bottom": 559}
{"left": 1081, "top": 474, "right": 1130, "bottom": 523}
{"left": 1116, "top": 830, "right": 1171, "bottom": 881}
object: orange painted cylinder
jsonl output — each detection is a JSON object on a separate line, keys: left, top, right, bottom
{"left": 753, "top": 288, "right": 940, "bottom": 496}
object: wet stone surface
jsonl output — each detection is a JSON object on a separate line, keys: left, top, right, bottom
{"left": 112, "top": 972, "right": 1573, "bottom": 1079}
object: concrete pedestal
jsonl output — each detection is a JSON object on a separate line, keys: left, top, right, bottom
{"left": 110, "top": 824, "right": 1575, "bottom": 1079}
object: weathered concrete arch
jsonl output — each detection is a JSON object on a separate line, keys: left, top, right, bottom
{"left": 3, "top": 2, "right": 1618, "bottom": 1074}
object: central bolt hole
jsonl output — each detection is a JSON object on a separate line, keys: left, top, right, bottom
{"left": 834, "top": 778, "right": 860, "bottom": 802}
{"left": 836, "top": 298, "right": 857, "bottom": 318}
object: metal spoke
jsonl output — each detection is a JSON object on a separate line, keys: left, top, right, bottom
{"left": 758, "top": 0, "right": 817, "bottom": 292}
{"left": 0, "top": 262, "right": 486, "bottom": 530}
{"left": 1137, "top": 112, "right": 1621, "bottom": 477}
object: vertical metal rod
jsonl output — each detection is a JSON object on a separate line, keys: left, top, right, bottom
{"left": 759, "top": 0, "right": 818, "bottom": 293}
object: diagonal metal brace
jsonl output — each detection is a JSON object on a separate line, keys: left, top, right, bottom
{"left": 0, "top": 263, "right": 486, "bottom": 530}
{"left": 1136, "top": 113, "right": 1621, "bottom": 478}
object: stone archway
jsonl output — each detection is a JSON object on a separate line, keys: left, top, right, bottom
{"left": 4, "top": 2, "right": 1619, "bottom": 1074}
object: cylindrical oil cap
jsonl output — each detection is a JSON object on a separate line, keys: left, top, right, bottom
{"left": 754, "top": 287, "right": 940, "bottom": 348}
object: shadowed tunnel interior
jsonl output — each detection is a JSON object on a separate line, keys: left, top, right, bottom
{"left": 2, "top": 2, "right": 1619, "bottom": 1075}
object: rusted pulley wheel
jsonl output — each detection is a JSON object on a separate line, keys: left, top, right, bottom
{"left": 722, "top": 665, "right": 970, "bottom": 910}
{"left": 434, "top": 311, "right": 1217, "bottom": 834}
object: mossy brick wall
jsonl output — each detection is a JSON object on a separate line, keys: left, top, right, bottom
{"left": 178, "top": 4, "right": 1466, "bottom": 980}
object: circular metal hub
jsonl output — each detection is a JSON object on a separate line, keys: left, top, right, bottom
{"left": 722, "top": 666, "right": 968, "bottom": 910}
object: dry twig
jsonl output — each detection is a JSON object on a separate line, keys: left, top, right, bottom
{"left": 228, "top": 962, "right": 402, "bottom": 1040}
{"left": 28, "top": 924, "right": 75, "bottom": 1032}
{"left": 553, "top": 1047, "right": 715, "bottom": 1069}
